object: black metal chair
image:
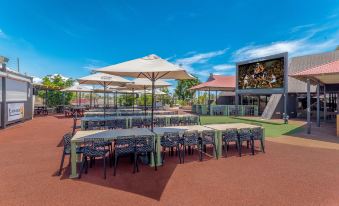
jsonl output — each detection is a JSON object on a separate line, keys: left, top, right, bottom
{"left": 131, "top": 118, "right": 143, "bottom": 128}
{"left": 250, "top": 127, "right": 265, "bottom": 153}
{"left": 113, "top": 136, "right": 136, "bottom": 176}
{"left": 160, "top": 132, "right": 181, "bottom": 164}
{"left": 86, "top": 120, "right": 101, "bottom": 130}
{"left": 115, "top": 119, "right": 127, "bottom": 129}
{"left": 135, "top": 135, "right": 157, "bottom": 172}
{"left": 237, "top": 128, "right": 252, "bottom": 156}
{"left": 72, "top": 114, "right": 81, "bottom": 136}
{"left": 170, "top": 117, "right": 180, "bottom": 126}
{"left": 58, "top": 133, "right": 83, "bottom": 176}
{"left": 200, "top": 130, "right": 218, "bottom": 160}
{"left": 155, "top": 117, "right": 166, "bottom": 127}
{"left": 79, "top": 138, "right": 110, "bottom": 179}
{"left": 222, "top": 128, "right": 239, "bottom": 157}
{"left": 181, "top": 130, "right": 200, "bottom": 163}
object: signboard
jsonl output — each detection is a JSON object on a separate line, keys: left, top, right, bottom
{"left": 8, "top": 103, "right": 25, "bottom": 122}
{"left": 236, "top": 52, "right": 288, "bottom": 94}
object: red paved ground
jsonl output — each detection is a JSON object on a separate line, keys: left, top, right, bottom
{"left": 1, "top": 116, "right": 339, "bottom": 206}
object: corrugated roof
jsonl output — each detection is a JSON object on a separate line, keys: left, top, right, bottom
{"left": 190, "top": 74, "right": 235, "bottom": 91}
{"left": 288, "top": 50, "right": 339, "bottom": 92}
{"left": 290, "top": 60, "right": 339, "bottom": 84}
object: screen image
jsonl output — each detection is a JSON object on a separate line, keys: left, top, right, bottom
{"left": 238, "top": 57, "right": 284, "bottom": 89}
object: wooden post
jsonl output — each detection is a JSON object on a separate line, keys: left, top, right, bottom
{"left": 307, "top": 79, "right": 311, "bottom": 134}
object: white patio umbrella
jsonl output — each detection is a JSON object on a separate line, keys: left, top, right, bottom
{"left": 125, "top": 78, "right": 171, "bottom": 113}
{"left": 77, "top": 73, "right": 131, "bottom": 116}
{"left": 95, "top": 54, "right": 194, "bottom": 130}
{"left": 61, "top": 85, "right": 93, "bottom": 107}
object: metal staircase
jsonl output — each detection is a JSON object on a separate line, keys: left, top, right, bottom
{"left": 261, "top": 94, "right": 282, "bottom": 119}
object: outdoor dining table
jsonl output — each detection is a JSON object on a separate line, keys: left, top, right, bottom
{"left": 84, "top": 110, "right": 176, "bottom": 117}
{"left": 203, "top": 123, "right": 263, "bottom": 158}
{"left": 70, "top": 128, "right": 158, "bottom": 178}
{"left": 88, "top": 108, "right": 142, "bottom": 112}
{"left": 80, "top": 114, "right": 200, "bottom": 130}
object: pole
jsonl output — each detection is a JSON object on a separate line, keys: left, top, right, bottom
{"left": 324, "top": 85, "right": 327, "bottom": 123}
{"left": 115, "top": 91, "right": 118, "bottom": 109}
{"left": 144, "top": 86, "right": 147, "bottom": 116}
{"left": 103, "top": 82, "right": 106, "bottom": 117}
{"left": 45, "top": 89, "right": 48, "bottom": 107}
{"left": 208, "top": 89, "right": 211, "bottom": 114}
{"left": 307, "top": 78, "right": 311, "bottom": 134}
{"left": 316, "top": 82, "right": 320, "bottom": 127}
{"left": 62, "top": 92, "right": 65, "bottom": 113}
{"left": 1, "top": 62, "right": 7, "bottom": 129}
{"left": 89, "top": 92, "right": 92, "bottom": 109}
{"left": 151, "top": 73, "right": 155, "bottom": 131}
{"left": 132, "top": 88, "right": 135, "bottom": 112}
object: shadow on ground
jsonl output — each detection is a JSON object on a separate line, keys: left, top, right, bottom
{"left": 54, "top": 145, "right": 258, "bottom": 200}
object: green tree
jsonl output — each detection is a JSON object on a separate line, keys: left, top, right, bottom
{"left": 38, "top": 75, "right": 74, "bottom": 107}
{"left": 174, "top": 77, "right": 200, "bottom": 105}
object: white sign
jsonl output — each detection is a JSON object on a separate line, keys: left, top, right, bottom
{"left": 8, "top": 103, "right": 25, "bottom": 122}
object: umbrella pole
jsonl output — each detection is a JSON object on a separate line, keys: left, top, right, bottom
{"left": 104, "top": 82, "right": 106, "bottom": 117}
{"left": 132, "top": 88, "right": 135, "bottom": 113}
{"left": 115, "top": 91, "right": 118, "bottom": 109}
{"left": 89, "top": 92, "right": 92, "bottom": 109}
{"left": 144, "top": 86, "right": 147, "bottom": 116}
{"left": 151, "top": 73, "right": 155, "bottom": 131}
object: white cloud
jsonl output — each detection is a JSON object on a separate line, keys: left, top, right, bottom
{"left": 233, "top": 40, "right": 303, "bottom": 61}
{"left": 174, "top": 49, "right": 228, "bottom": 74}
{"left": 233, "top": 20, "right": 339, "bottom": 62}
{"left": 290, "top": 24, "right": 315, "bottom": 33}
{"left": 176, "top": 49, "right": 227, "bottom": 66}
{"left": 213, "top": 64, "right": 234, "bottom": 71}
{"left": 0, "top": 29, "right": 7, "bottom": 39}
{"left": 82, "top": 59, "right": 106, "bottom": 71}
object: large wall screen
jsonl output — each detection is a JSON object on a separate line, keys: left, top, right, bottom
{"left": 236, "top": 53, "right": 287, "bottom": 94}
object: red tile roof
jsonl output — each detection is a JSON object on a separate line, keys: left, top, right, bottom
{"left": 291, "top": 60, "right": 339, "bottom": 76}
{"left": 190, "top": 74, "right": 235, "bottom": 91}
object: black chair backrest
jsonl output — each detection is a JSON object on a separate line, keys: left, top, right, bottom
{"left": 183, "top": 130, "right": 199, "bottom": 143}
{"left": 251, "top": 127, "right": 263, "bottom": 139}
{"left": 135, "top": 135, "right": 154, "bottom": 150}
{"left": 63, "top": 133, "right": 72, "bottom": 150}
{"left": 115, "top": 136, "right": 136, "bottom": 148}
{"left": 237, "top": 128, "right": 251, "bottom": 139}
{"left": 202, "top": 130, "right": 215, "bottom": 141}
{"left": 222, "top": 128, "right": 238, "bottom": 140}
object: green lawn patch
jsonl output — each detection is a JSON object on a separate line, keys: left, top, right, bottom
{"left": 200, "top": 116, "right": 304, "bottom": 138}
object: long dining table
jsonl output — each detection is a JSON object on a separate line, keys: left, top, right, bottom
{"left": 69, "top": 123, "right": 263, "bottom": 178}
{"left": 84, "top": 110, "right": 177, "bottom": 117}
{"left": 80, "top": 114, "right": 200, "bottom": 130}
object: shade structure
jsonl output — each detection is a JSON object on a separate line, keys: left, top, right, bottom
{"left": 289, "top": 60, "right": 339, "bottom": 84}
{"left": 189, "top": 75, "right": 235, "bottom": 91}
{"left": 77, "top": 73, "right": 131, "bottom": 116}
{"left": 135, "top": 89, "right": 166, "bottom": 95}
{"left": 95, "top": 54, "right": 194, "bottom": 80}
{"left": 95, "top": 54, "right": 194, "bottom": 131}
{"left": 61, "top": 85, "right": 93, "bottom": 107}
{"left": 124, "top": 78, "right": 171, "bottom": 113}
{"left": 60, "top": 85, "right": 93, "bottom": 92}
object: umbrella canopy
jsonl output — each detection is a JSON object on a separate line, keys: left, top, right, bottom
{"left": 61, "top": 85, "right": 93, "bottom": 92}
{"left": 77, "top": 72, "right": 131, "bottom": 86}
{"left": 135, "top": 89, "right": 166, "bottom": 95}
{"left": 95, "top": 54, "right": 194, "bottom": 131}
{"left": 77, "top": 73, "right": 131, "bottom": 116}
{"left": 95, "top": 54, "right": 194, "bottom": 80}
{"left": 125, "top": 78, "right": 171, "bottom": 90}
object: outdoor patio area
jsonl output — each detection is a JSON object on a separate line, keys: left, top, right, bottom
{"left": 1, "top": 115, "right": 339, "bottom": 206}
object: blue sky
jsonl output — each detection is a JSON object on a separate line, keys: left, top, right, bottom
{"left": 0, "top": 0, "right": 338, "bottom": 84}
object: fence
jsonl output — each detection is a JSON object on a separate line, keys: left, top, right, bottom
{"left": 192, "top": 104, "right": 258, "bottom": 116}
